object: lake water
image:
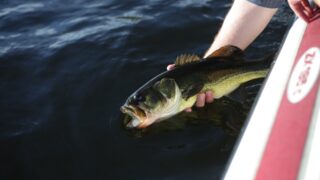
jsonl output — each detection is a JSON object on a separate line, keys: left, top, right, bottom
{"left": 0, "top": 0, "right": 293, "bottom": 179}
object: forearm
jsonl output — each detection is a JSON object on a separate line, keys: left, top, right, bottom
{"left": 204, "top": 0, "right": 278, "bottom": 58}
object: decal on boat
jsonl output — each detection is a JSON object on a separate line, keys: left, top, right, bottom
{"left": 287, "top": 47, "right": 320, "bottom": 104}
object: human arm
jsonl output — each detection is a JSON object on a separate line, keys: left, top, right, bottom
{"left": 204, "top": 0, "right": 278, "bottom": 58}
{"left": 168, "top": 0, "right": 278, "bottom": 112}
{"left": 196, "top": 0, "right": 278, "bottom": 110}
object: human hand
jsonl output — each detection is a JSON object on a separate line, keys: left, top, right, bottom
{"left": 166, "top": 64, "right": 214, "bottom": 112}
{"left": 288, "top": 0, "right": 320, "bottom": 22}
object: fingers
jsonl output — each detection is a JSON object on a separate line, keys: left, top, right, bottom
{"left": 205, "top": 91, "right": 214, "bottom": 103}
{"left": 183, "top": 91, "right": 215, "bottom": 112}
{"left": 184, "top": 91, "right": 214, "bottom": 112}
{"left": 197, "top": 91, "right": 214, "bottom": 106}
{"left": 289, "top": 0, "right": 320, "bottom": 22}
{"left": 166, "top": 64, "right": 175, "bottom": 71}
{"left": 301, "top": 0, "right": 313, "bottom": 16}
{"left": 196, "top": 93, "right": 206, "bottom": 107}
{"left": 292, "top": 2, "right": 312, "bottom": 22}
{"left": 310, "top": 7, "right": 320, "bottom": 21}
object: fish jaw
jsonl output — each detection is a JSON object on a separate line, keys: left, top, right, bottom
{"left": 121, "top": 104, "right": 181, "bottom": 129}
{"left": 126, "top": 118, "right": 142, "bottom": 128}
{"left": 120, "top": 105, "right": 146, "bottom": 128}
{"left": 120, "top": 105, "right": 161, "bottom": 129}
{"left": 121, "top": 83, "right": 183, "bottom": 129}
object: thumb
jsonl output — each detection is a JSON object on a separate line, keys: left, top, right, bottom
{"left": 166, "top": 64, "right": 175, "bottom": 71}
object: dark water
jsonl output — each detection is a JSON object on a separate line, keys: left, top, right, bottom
{"left": 0, "top": 1, "right": 293, "bottom": 180}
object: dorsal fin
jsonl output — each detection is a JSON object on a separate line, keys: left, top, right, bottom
{"left": 174, "top": 54, "right": 201, "bottom": 66}
{"left": 206, "top": 45, "right": 244, "bottom": 59}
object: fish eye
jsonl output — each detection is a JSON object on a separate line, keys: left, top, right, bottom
{"left": 134, "top": 94, "right": 144, "bottom": 101}
{"left": 131, "top": 94, "right": 145, "bottom": 105}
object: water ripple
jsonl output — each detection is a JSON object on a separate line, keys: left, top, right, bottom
{"left": 0, "top": 3, "right": 44, "bottom": 18}
{"left": 173, "top": 0, "right": 211, "bottom": 7}
{"left": 49, "top": 15, "right": 143, "bottom": 48}
{"left": 35, "top": 27, "right": 57, "bottom": 36}
{"left": 50, "top": 24, "right": 109, "bottom": 48}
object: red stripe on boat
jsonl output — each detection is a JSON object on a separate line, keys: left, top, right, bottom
{"left": 256, "top": 18, "right": 320, "bottom": 180}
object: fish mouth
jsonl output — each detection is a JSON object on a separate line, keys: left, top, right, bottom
{"left": 120, "top": 105, "right": 147, "bottom": 128}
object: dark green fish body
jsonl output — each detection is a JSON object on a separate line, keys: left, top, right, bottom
{"left": 121, "top": 46, "right": 273, "bottom": 128}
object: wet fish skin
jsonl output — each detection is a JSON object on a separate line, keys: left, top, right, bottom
{"left": 121, "top": 45, "right": 274, "bottom": 129}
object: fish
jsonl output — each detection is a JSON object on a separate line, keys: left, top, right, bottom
{"left": 123, "top": 96, "right": 248, "bottom": 138}
{"left": 122, "top": 78, "right": 265, "bottom": 138}
{"left": 120, "top": 45, "right": 274, "bottom": 129}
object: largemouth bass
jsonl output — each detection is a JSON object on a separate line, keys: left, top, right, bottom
{"left": 121, "top": 45, "right": 273, "bottom": 129}
{"left": 123, "top": 96, "right": 249, "bottom": 138}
